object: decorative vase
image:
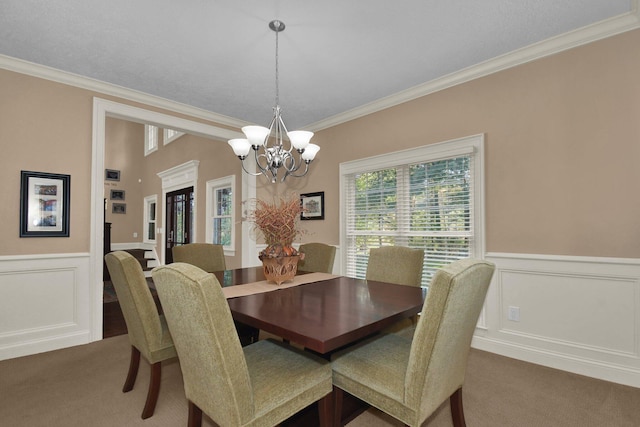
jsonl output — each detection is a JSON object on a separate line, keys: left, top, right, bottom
{"left": 260, "top": 254, "right": 300, "bottom": 286}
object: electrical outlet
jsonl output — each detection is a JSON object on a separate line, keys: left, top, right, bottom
{"left": 508, "top": 306, "right": 520, "bottom": 322}
{"left": 133, "top": 232, "right": 138, "bottom": 238}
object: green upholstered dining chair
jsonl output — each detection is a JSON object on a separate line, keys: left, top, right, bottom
{"left": 152, "top": 263, "right": 333, "bottom": 427}
{"left": 104, "top": 251, "right": 177, "bottom": 419}
{"left": 366, "top": 246, "right": 425, "bottom": 332}
{"left": 171, "top": 243, "right": 226, "bottom": 272}
{"left": 332, "top": 259, "right": 495, "bottom": 427}
{"left": 365, "top": 246, "right": 425, "bottom": 287}
{"left": 171, "top": 242, "right": 258, "bottom": 345}
{"left": 298, "top": 242, "right": 337, "bottom": 273}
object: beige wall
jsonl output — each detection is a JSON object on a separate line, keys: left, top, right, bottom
{"left": 282, "top": 28, "right": 640, "bottom": 258}
{"left": 0, "top": 68, "right": 241, "bottom": 260}
{"left": 0, "top": 70, "right": 93, "bottom": 255}
{"left": 104, "top": 118, "right": 144, "bottom": 244}
{"left": 103, "top": 118, "right": 243, "bottom": 268}
{"left": 142, "top": 130, "right": 243, "bottom": 268}
{"left": 2, "top": 28, "right": 639, "bottom": 260}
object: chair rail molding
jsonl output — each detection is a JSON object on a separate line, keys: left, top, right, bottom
{"left": 475, "top": 252, "right": 640, "bottom": 387}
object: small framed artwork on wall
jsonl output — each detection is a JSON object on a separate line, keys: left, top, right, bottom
{"left": 300, "top": 191, "right": 324, "bottom": 220}
{"left": 105, "top": 169, "right": 120, "bottom": 181}
{"left": 112, "top": 203, "right": 127, "bottom": 214}
{"left": 110, "top": 189, "right": 125, "bottom": 201}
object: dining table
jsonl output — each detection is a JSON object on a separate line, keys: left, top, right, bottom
{"left": 215, "top": 266, "right": 426, "bottom": 355}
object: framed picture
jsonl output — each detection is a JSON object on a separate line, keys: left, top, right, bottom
{"left": 105, "top": 169, "right": 120, "bottom": 181}
{"left": 20, "top": 171, "right": 70, "bottom": 237}
{"left": 112, "top": 203, "right": 127, "bottom": 214}
{"left": 110, "top": 189, "right": 125, "bottom": 201}
{"left": 300, "top": 191, "right": 324, "bottom": 220}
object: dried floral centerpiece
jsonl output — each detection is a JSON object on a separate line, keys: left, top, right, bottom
{"left": 249, "top": 193, "right": 305, "bottom": 285}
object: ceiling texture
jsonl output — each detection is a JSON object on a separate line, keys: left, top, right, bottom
{"left": 1, "top": 1, "right": 637, "bottom": 131}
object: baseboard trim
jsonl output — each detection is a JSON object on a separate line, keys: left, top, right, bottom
{"left": 472, "top": 335, "right": 640, "bottom": 388}
{"left": 0, "top": 331, "right": 90, "bottom": 361}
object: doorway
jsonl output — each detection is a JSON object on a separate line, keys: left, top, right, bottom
{"left": 93, "top": 98, "right": 253, "bottom": 341}
{"left": 165, "top": 186, "right": 194, "bottom": 263}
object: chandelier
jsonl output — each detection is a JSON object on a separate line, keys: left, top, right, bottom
{"left": 228, "top": 20, "right": 320, "bottom": 183}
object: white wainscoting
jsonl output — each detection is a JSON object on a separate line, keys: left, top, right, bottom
{"left": 2, "top": 249, "right": 639, "bottom": 388}
{"left": 476, "top": 253, "right": 640, "bottom": 388}
{"left": 0, "top": 253, "right": 92, "bottom": 360}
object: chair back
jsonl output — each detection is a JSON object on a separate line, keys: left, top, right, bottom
{"left": 366, "top": 246, "right": 424, "bottom": 286}
{"left": 152, "top": 263, "right": 254, "bottom": 426}
{"left": 298, "top": 243, "right": 336, "bottom": 273}
{"left": 405, "top": 259, "right": 495, "bottom": 419}
{"left": 171, "top": 243, "right": 226, "bottom": 273}
{"left": 104, "top": 251, "right": 164, "bottom": 359}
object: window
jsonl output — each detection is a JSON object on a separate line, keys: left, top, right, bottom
{"left": 206, "top": 176, "right": 235, "bottom": 254}
{"left": 144, "top": 125, "right": 158, "bottom": 156}
{"left": 143, "top": 195, "right": 158, "bottom": 243}
{"left": 163, "top": 128, "right": 185, "bottom": 145}
{"left": 340, "top": 135, "right": 484, "bottom": 287}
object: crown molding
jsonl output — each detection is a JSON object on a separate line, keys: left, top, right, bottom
{"left": 0, "top": 54, "right": 249, "bottom": 130}
{"left": 2, "top": 2, "right": 638, "bottom": 134}
{"left": 307, "top": 4, "right": 640, "bottom": 131}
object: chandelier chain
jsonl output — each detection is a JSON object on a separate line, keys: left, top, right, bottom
{"left": 274, "top": 23, "right": 279, "bottom": 107}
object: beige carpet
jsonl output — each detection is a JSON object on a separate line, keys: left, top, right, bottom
{"left": 1, "top": 335, "right": 639, "bottom": 426}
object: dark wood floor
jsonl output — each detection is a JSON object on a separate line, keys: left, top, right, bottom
{"left": 102, "top": 278, "right": 160, "bottom": 338}
{"left": 103, "top": 299, "right": 128, "bottom": 338}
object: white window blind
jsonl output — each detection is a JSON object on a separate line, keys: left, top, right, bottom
{"left": 143, "top": 195, "right": 157, "bottom": 244}
{"left": 144, "top": 125, "right": 158, "bottom": 156}
{"left": 163, "top": 128, "right": 185, "bottom": 145}
{"left": 213, "top": 187, "right": 232, "bottom": 247}
{"left": 343, "top": 137, "right": 482, "bottom": 287}
{"left": 206, "top": 176, "right": 235, "bottom": 253}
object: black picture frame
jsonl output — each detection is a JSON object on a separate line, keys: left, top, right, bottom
{"left": 105, "top": 169, "right": 120, "bottom": 181}
{"left": 112, "top": 203, "right": 127, "bottom": 214}
{"left": 110, "top": 189, "right": 125, "bottom": 201}
{"left": 300, "top": 191, "right": 325, "bottom": 220}
{"left": 20, "top": 171, "right": 70, "bottom": 237}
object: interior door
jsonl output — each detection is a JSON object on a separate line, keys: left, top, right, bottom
{"left": 165, "top": 186, "right": 194, "bottom": 263}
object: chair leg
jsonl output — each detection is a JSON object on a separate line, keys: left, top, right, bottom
{"left": 450, "top": 387, "right": 467, "bottom": 427}
{"left": 141, "top": 362, "right": 162, "bottom": 419}
{"left": 123, "top": 346, "right": 140, "bottom": 393}
{"left": 318, "top": 389, "right": 334, "bottom": 427}
{"left": 188, "top": 401, "right": 203, "bottom": 427}
{"left": 333, "top": 386, "right": 344, "bottom": 427}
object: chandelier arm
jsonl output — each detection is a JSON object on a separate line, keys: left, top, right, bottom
{"left": 282, "top": 161, "right": 311, "bottom": 182}
{"left": 261, "top": 115, "right": 278, "bottom": 148}
{"left": 238, "top": 157, "right": 266, "bottom": 177}
{"left": 281, "top": 151, "right": 298, "bottom": 173}
{"left": 258, "top": 150, "right": 281, "bottom": 183}
{"left": 274, "top": 113, "right": 283, "bottom": 148}
{"left": 276, "top": 113, "right": 294, "bottom": 153}
{"left": 255, "top": 150, "right": 273, "bottom": 175}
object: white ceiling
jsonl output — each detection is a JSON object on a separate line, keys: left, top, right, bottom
{"left": 0, "top": 1, "right": 636, "bottom": 130}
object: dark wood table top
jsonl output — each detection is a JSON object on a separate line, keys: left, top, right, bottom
{"left": 212, "top": 266, "right": 267, "bottom": 287}
{"left": 225, "top": 274, "right": 426, "bottom": 354}
{"left": 212, "top": 266, "right": 312, "bottom": 287}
